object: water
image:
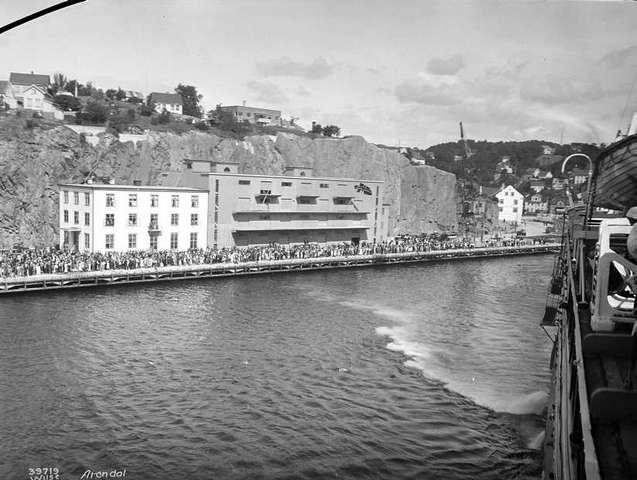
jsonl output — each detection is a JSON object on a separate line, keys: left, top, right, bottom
{"left": 0, "top": 255, "right": 553, "bottom": 479}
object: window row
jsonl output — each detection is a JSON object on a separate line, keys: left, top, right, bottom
{"left": 239, "top": 180, "right": 350, "bottom": 188}
{"left": 104, "top": 194, "right": 200, "bottom": 208}
{"left": 103, "top": 213, "right": 199, "bottom": 227}
{"left": 63, "top": 191, "right": 90, "bottom": 206}
{"left": 63, "top": 210, "right": 91, "bottom": 226}
{"left": 103, "top": 232, "right": 198, "bottom": 250}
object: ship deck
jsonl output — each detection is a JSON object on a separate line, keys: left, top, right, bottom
{"left": 579, "top": 304, "right": 637, "bottom": 480}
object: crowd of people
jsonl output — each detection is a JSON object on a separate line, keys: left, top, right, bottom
{"left": 0, "top": 235, "right": 543, "bottom": 278}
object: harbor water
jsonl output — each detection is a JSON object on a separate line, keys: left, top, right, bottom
{"left": 0, "top": 255, "right": 553, "bottom": 479}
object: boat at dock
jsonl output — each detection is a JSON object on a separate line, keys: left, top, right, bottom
{"left": 541, "top": 130, "right": 637, "bottom": 479}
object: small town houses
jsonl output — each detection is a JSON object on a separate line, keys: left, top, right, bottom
{"left": 1, "top": 72, "right": 64, "bottom": 119}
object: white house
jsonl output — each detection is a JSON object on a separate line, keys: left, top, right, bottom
{"left": 58, "top": 183, "right": 208, "bottom": 252}
{"left": 20, "top": 85, "right": 64, "bottom": 119}
{"left": 9, "top": 72, "right": 50, "bottom": 97}
{"left": 149, "top": 92, "right": 183, "bottom": 115}
{"left": 0, "top": 80, "right": 17, "bottom": 108}
{"left": 495, "top": 185, "right": 524, "bottom": 224}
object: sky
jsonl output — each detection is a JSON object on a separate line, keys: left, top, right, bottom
{"left": 0, "top": 0, "right": 636, "bottom": 147}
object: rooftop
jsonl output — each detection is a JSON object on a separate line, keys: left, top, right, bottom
{"left": 58, "top": 183, "right": 207, "bottom": 192}
{"left": 149, "top": 92, "right": 183, "bottom": 105}
{"left": 10, "top": 72, "right": 50, "bottom": 86}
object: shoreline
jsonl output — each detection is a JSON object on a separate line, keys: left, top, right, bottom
{"left": 0, "top": 244, "right": 559, "bottom": 295}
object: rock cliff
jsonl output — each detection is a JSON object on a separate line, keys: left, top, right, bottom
{"left": 0, "top": 118, "right": 457, "bottom": 247}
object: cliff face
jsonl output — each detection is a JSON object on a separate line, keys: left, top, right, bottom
{"left": 0, "top": 120, "right": 457, "bottom": 247}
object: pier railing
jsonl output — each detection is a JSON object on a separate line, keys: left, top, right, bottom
{"left": 0, "top": 243, "right": 559, "bottom": 294}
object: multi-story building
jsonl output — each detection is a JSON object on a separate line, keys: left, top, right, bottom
{"left": 161, "top": 161, "right": 389, "bottom": 248}
{"left": 495, "top": 185, "right": 524, "bottom": 224}
{"left": 220, "top": 104, "right": 281, "bottom": 126}
{"left": 571, "top": 168, "right": 589, "bottom": 186}
{"left": 58, "top": 183, "right": 208, "bottom": 252}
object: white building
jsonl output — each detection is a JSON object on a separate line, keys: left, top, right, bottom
{"left": 58, "top": 183, "right": 208, "bottom": 252}
{"left": 149, "top": 92, "right": 183, "bottom": 115}
{"left": 495, "top": 185, "right": 524, "bottom": 224}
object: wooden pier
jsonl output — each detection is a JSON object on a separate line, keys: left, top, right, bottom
{"left": 0, "top": 244, "right": 559, "bottom": 295}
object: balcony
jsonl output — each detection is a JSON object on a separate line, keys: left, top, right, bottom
{"left": 233, "top": 203, "right": 370, "bottom": 214}
{"left": 232, "top": 219, "right": 370, "bottom": 232}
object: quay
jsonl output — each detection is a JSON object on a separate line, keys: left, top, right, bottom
{"left": 0, "top": 244, "right": 558, "bottom": 295}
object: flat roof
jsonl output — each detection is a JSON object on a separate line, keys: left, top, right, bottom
{"left": 58, "top": 183, "right": 208, "bottom": 192}
{"left": 200, "top": 172, "right": 383, "bottom": 184}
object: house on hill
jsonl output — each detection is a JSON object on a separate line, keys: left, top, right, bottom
{"left": 0, "top": 80, "right": 17, "bottom": 108}
{"left": 220, "top": 104, "right": 282, "bottom": 126}
{"left": 495, "top": 185, "right": 524, "bottom": 224}
{"left": 525, "top": 192, "right": 549, "bottom": 214}
{"left": 15, "top": 84, "right": 63, "bottom": 119}
{"left": 9, "top": 72, "right": 50, "bottom": 97}
{"left": 530, "top": 178, "right": 546, "bottom": 193}
{"left": 571, "top": 168, "right": 589, "bottom": 185}
{"left": 493, "top": 157, "right": 514, "bottom": 181}
{"left": 149, "top": 92, "right": 183, "bottom": 115}
{"left": 125, "top": 91, "right": 144, "bottom": 102}
{"left": 552, "top": 176, "right": 567, "bottom": 190}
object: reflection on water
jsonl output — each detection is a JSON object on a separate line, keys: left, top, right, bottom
{"left": 0, "top": 255, "right": 553, "bottom": 479}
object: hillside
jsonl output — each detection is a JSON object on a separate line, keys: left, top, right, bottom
{"left": 0, "top": 115, "right": 457, "bottom": 248}
{"left": 407, "top": 140, "right": 602, "bottom": 185}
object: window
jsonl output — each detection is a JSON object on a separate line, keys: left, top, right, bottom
{"left": 320, "top": 183, "right": 329, "bottom": 188}
{"left": 84, "top": 212, "right": 90, "bottom": 226}
{"left": 171, "top": 213, "right": 179, "bottom": 226}
{"left": 105, "top": 214, "right": 115, "bottom": 226}
{"left": 63, "top": 191, "right": 68, "bottom": 204}
{"left": 150, "top": 213, "right": 158, "bottom": 229}
{"left": 223, "top": 167, "right": 230, "bottom": 172}
{"left": 149, "top": 235, "right": 158, "bottom": 250}
{"left": 63, "top": 210, "right": 69, "bottom": 223}
{"left": 334, "top": 197, "right": 351, "bottom": 205}
{"left": 171, "top": 195, "right": 179, "bottom": 208}
{"left": 105, "top": 234, "right": 114, "bottom": 249}
{"left": 84, "top": 233, "right": 90, "bottom": 250}
{"left": 128, "top": 213, "right": 137, "bottom": 226}
{"left": 298, "top": 196, "right": 316, "bottom": 204}
{"left": 74, "top": 211, "right": 79, "bottom": 225}
{"left": 170, "top": 232, "right": 178, "bottom": 249}
{"left": 191, "top": 195, "right": 199, "bottom": 208}
{"left": 260, "top": 189, "right": 272, "bottom": 195}
{"left": 151, "top": 194, "right": 159, "bottom": 208}
{"left": 73, "top": 191, "right": 79, "bottom": 205}
{"left": 189, "top": 232, "right": 197, "bottom": 249}
{"left": 300, "top": 172, "right": 306, "bottom": 176}
{"left": 238, "top": 180, "right": 251, "bottom": 185}
{"left": 513, "top": 199, "right": 518, "bottom": 205}
{"left": 191, "top": 213, "right": 198, "bottom": 226}
{"left": 499, "top": 207, "right": 503, "bottom": 212}
{"left": 128, "top": 234, "right": 137, "bottom": 249}
{"left": 281, "top": 181, "right": 292, "bottom": 187}
{"left": 499, "top": 199, "right": 503, "bottom": 204}
{"left": 106, "top": 194, "right": 115, "bottom": 207}
{"left": 84, "top": 192, "right": 90, "bottom": 206}
{"left": 513, "top": 207, "right": 518, "bottom": 213}
{"left": 129, "top": 194, "right": 137, "bottom": 207}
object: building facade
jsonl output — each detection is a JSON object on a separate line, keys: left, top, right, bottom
{"left": 149, "top": 92, "right": 183, "bottom": 115}
{"left": 220, "top": 105, "right": 281, "bottom": 125}
{"left": 495, "top": 185, "right": 524, "bottom": 224}
{"left": 58, "top": 184, "right": 208, "bottom": 252}
{"left": 162, "top": 161, "right": 389, "bottom": 248}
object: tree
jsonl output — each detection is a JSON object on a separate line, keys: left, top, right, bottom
{"left": 52, "top": 94, "right": 81, "bottom": 111}
{"left": 311, "top": 121, "right": 322, "bottom": 134}
{"left": 322, "top": 125, "right": 340, "bottom": 137}
{"left": 115, "top": 88, "right": 126, "bottom": 101}
{"left": 105, "top": 89, "right": 117, "bottom": 100}
{"left": 77, "top": 101, "right": 107, "bottom": 124}
{"left": 175, "top": 84, "right": 202, "bottom": 117}
{"left": 157, "top": 109, "right": 171, "bottom": 124}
